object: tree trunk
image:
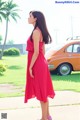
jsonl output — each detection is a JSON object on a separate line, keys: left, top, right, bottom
{"left": 0, "top": 18, "right": 8, "bottom": 59}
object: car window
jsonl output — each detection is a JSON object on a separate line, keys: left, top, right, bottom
{"left": 73, "top": 44, "right": 80, "bottom": 53}
{"left": 66, "top": 45, "right": 73, "bottom": 52}
{"left": 66, "top": 44, "right": 80, "bottom": 53}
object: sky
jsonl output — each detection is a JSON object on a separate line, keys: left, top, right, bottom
{"left": 1, "top": 0, "right": 80, "bottom": 44}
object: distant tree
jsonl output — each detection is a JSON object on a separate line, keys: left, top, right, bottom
{"left": 0, "top": 35, "right": 3, "bottom": 44}
{"left": 0, "top": 0, "right": 20, "bottom": 59}
{"left": 7, "top": 39, "right": 14, "bottom": 45}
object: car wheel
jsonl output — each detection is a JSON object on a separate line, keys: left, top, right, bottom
{"left": 57, "top": 63, "right": 72, "bottom": 76}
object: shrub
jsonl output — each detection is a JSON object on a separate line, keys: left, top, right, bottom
{"left": 0, "top": 61, "right": 6, "bottom": 75}
{"left": 3, "top": 49, "right": 8, "bottom": 56}
{"left": 3, "top": 48, "right": 20, "bottom": 56}
{"left": 13, "top": 48, "right": 20, "bottom": 56}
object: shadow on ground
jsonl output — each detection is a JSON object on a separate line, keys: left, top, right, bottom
{"left": 8, "top": 65, "right": 23, "bottom": 70}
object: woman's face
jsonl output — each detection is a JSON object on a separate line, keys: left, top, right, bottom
{"left": 28, "top": 13, "right": 37, "bottom": 25}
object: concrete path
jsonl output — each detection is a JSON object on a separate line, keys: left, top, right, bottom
{"left": 0, "top": 91, "right": 80, "bottom": 120}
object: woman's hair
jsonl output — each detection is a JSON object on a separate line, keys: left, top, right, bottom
{"left": 30, "top": 11, "right": 52, "bottom": 44}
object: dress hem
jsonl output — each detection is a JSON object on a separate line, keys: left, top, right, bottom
{"left": 24, "top": 94, "right": 55, "bottom": 103}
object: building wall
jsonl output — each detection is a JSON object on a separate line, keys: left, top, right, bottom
{"left": 0, "top": 44, "right": 27, "bottom": 54}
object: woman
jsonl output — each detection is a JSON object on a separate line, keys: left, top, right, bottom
{"left": 24, "top": 11, "right": 55, "bottom": 120}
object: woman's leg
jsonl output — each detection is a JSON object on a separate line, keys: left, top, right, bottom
{"left": 40, "top": 101, "right": 48, "bottom": 120}
{"left": 47, "top": 100, "right": 50, "bottom": 117}
{"left": 47, "top": 100, "right": 52, "bottom": 120}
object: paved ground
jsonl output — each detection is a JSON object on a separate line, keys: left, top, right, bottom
{"left": 0, "top": 91, "right": 80, "bottom": 120}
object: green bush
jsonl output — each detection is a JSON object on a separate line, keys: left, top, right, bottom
{"left": 13, "top": 48, "right": 20, "bottom": 56}
{"left": 0, "top": 61, "right": 6, "bottom": 74}
{"left": 3, "top": 49, "right": 8, "bottom": 56}
{"left": 3, "top": 48, "right": 20, "bottom": 56}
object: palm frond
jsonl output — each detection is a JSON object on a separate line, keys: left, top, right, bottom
{"left": 4, "top": 0, "right": 21, "bottom": 22}
{"left": 0, "top": 0, "right": 5, "bottom": 8}
{"left": 11, "top": 9, "right": 21, "bottom": 12}
{"left": 0, "top": 11, "right": 6, "bottom": 19}
{"left": 10, "top": 14, "right": 17, "bottom": 22}
{"left": 0, "top": 0, "right": 20, "bottom": 22}
{"left": 0, "top": 16, "right": 2, "bottom": 22}
{"left": 5, "top": 0, "right": 18, "bottom": 11}
{"left": 10, "top": 12, "right": 20, "bottom": 22}
{"left": 11, "top": 12, "right": 20, "bottom": 18}
{"left": 0, "top": 7, "right": 7, "bottom": 11}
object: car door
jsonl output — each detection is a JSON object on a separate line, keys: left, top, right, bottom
{"left": 72, "top": 43, "right": 80, "bottom": 70}
{"left": 66, "top": 43, "right": 80, "bottom": 70}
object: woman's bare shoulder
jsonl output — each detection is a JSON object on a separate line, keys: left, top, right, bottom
{"left": 33, "top": 28, "right": 40, "bottom": 34}
{"left": 33, "top": 29, "right": 40, "bottom": 39}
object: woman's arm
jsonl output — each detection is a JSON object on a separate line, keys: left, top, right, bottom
{"left": 29, "top": 29, "right": 40, "bottom": 78}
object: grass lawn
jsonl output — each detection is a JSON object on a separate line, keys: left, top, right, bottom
{"left": 51, "top": 72, "right": 80, "bottom": 92}
{"left": 0, "top": 55, "right": 80, "bottom": 98}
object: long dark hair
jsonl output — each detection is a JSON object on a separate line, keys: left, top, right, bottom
{"left": 30, "top": 11, "right": 52, "bottom": 44}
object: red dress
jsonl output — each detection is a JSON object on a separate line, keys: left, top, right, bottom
{"left": 24, "top": 37, "right": 55, "bottom": 103}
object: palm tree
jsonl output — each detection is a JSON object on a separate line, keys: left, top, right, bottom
{"left": 0, "top": 0, "right": 6, "bottom": 22}
{"left": 0, "top": 0, "right": 20, "bottom": 59}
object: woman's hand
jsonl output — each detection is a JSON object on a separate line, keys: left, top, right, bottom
{"left": 29, "top": 67, "right": 34, "bottom": 78}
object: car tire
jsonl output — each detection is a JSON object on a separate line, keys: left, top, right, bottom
{"left": 57, "top": 63, "right": 72, "bottom": 76}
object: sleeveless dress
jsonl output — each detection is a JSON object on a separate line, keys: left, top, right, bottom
{"left": 24, "top": 37, "right": 55, "bottom": 103}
